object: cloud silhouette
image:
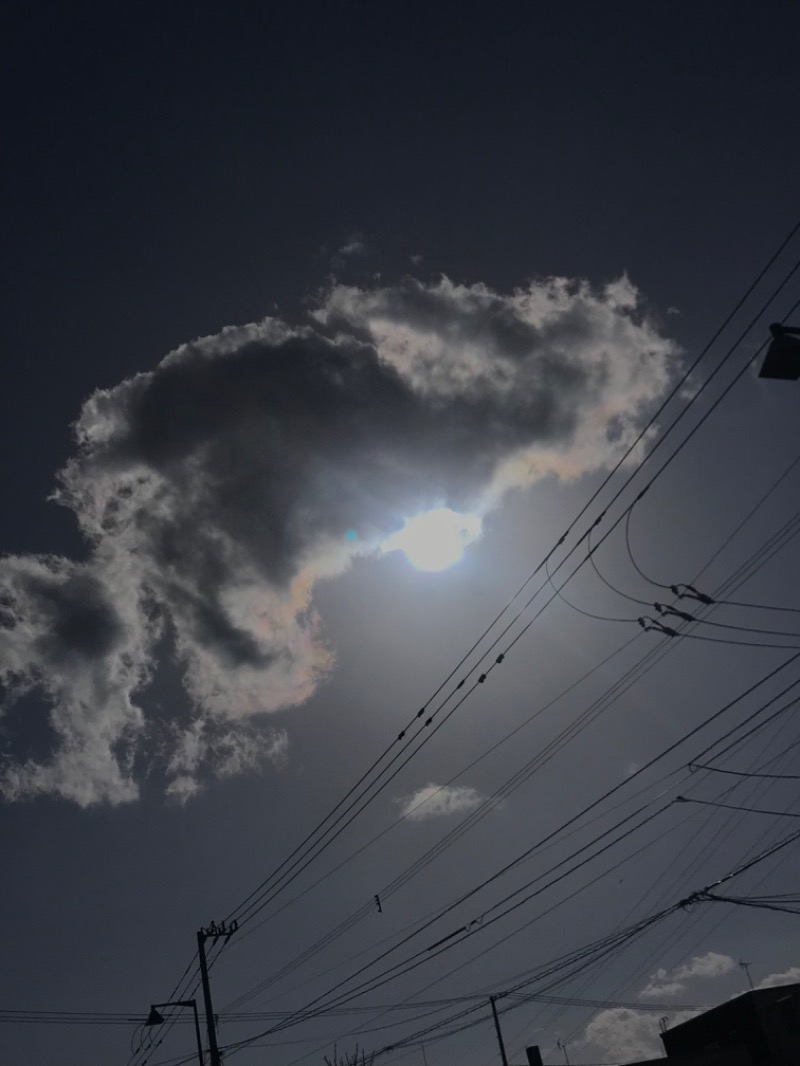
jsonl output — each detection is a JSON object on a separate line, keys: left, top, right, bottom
{"left": 0, "top": 274, "right": 678, "bottom": 804}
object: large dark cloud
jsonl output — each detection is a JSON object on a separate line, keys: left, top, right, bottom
{"left": 0, "top": 274, "right": 678, "bottom": 804}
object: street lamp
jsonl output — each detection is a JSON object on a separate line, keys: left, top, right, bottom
{"left": 145, "top": 999, "right": 205, "bottom": 1066}
{"left": 759, "top": 323, "right": 800, "bottom": 380}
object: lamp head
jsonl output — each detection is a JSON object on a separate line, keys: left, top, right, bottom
{"left": 760, "top": 323, "right": 800, "bottom": 380}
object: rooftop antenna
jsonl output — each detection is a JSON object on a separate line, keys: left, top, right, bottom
{"left": 556, "top": 1039, "right": 570, "bottom": 1065}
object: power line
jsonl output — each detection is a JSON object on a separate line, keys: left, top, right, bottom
{"left": 221, "top": 552, "right": 800, "bottom": 1017}
{"left": 369, "top": 831, "right": 800, "bottom": 1060}
{"left": 688, "top": 762, "right": 800, "bottom": 780}
{"left": 675, "top": 796, "right": 800, "bottom": 819}
{"left": 135, "top": 225, "right": 800, "bottom": 1060}
{"left": 549, "top": 720, "right": 800, "bottom": 1051}
{"left": 236, "top": 731, "right": 800, "bottom": 1066}
{"left": 221, "top": 465, "right": 800, "bottom": 1024}
{"left": 215, "top": 657, "right": 800, "bottom": 1056}
{"left": 220, "top": 249, "right": 800, "bottom": 937}
{"left": 625, "top": 452, "right": 800, "bottom": 603}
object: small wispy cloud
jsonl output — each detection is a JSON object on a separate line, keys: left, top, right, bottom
{"left": 339, "top": 237, "right": 366, "bottom": 257}
{"left": 328, "top": 235, "right": 367, "bottom": 269}
{"left": 164, "top": 722, "right": 288, "bottom": 803}
{"left": 394, "top": 783, "right": 486, "bottom": 821}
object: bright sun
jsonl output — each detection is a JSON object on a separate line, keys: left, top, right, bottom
{"left": 382, "top": 508, "right": 482, "bottom": 571}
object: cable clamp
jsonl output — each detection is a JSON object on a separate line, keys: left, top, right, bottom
{"left": 670, "top": 583, "right": 714, "bottom": 605}
{"left": 654, "top": 603, "right": 695, "bottom": 623}
{"left": 638, "top": 616, "right": 678, "bottom": 637}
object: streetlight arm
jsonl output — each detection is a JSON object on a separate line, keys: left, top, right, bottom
{"left": 146, "top": 999, "right": 204, "bottom": 1066}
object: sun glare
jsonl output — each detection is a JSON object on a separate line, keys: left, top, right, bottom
{"left": 382, "top": 508, "right": 482, "bottom": 571}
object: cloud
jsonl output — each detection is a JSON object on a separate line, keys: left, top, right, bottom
{"left": 328, "top": 235, "right": 367, "bottom": 269}
{"left": 338, "top": 237, "right": 366, "bottom": 257}
{"left": 639, "top": 952, "right": 736, "bottom": 999}
{"left": 582, "top": 1007, "right": 665, "bottom": 1061}
{"left": 756, "top": 966, "right": 800, "bottom": 989}
{"left": 0, "top": 273, "right": 678, "bottom": 804}
{"left": 581, "top": 955, "right": 797, "bottom": 1062}
{"left": 639, "top": 977, "right": 687, "bottom": 999}
{"left": 581, "top": 1006, "right": 700, "bottom": 1062}
{"left": 678, "top": 953, "right": 736, "bottom": 980}
{"left": 395, "top": 783, "right": 486, "bottom": 821}
{"left": 0, "top": 552, "right": 150, "bottom": 806}
{"left": 165, "top": 721, "right": 288, "bottom": 804}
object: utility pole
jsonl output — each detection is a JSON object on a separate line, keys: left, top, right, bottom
{"left": 198, "top": 919, "right": 238, "bottom": 1066}
{"left": 489, "top": 995, "right": 509, "bottom": 1066}
{"left": 740, "top": 959, "right": 755, "bottom": 991}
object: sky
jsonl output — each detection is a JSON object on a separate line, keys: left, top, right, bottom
{"left": 2, "top": 3, "right": 800, "bottom": 1065}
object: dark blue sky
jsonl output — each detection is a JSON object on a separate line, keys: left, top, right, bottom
{"left": 4, "top": 0, "right": 797, "bottom": 556}
{"left": 2, "top": 4, "right": 800, "bottom": 1065}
